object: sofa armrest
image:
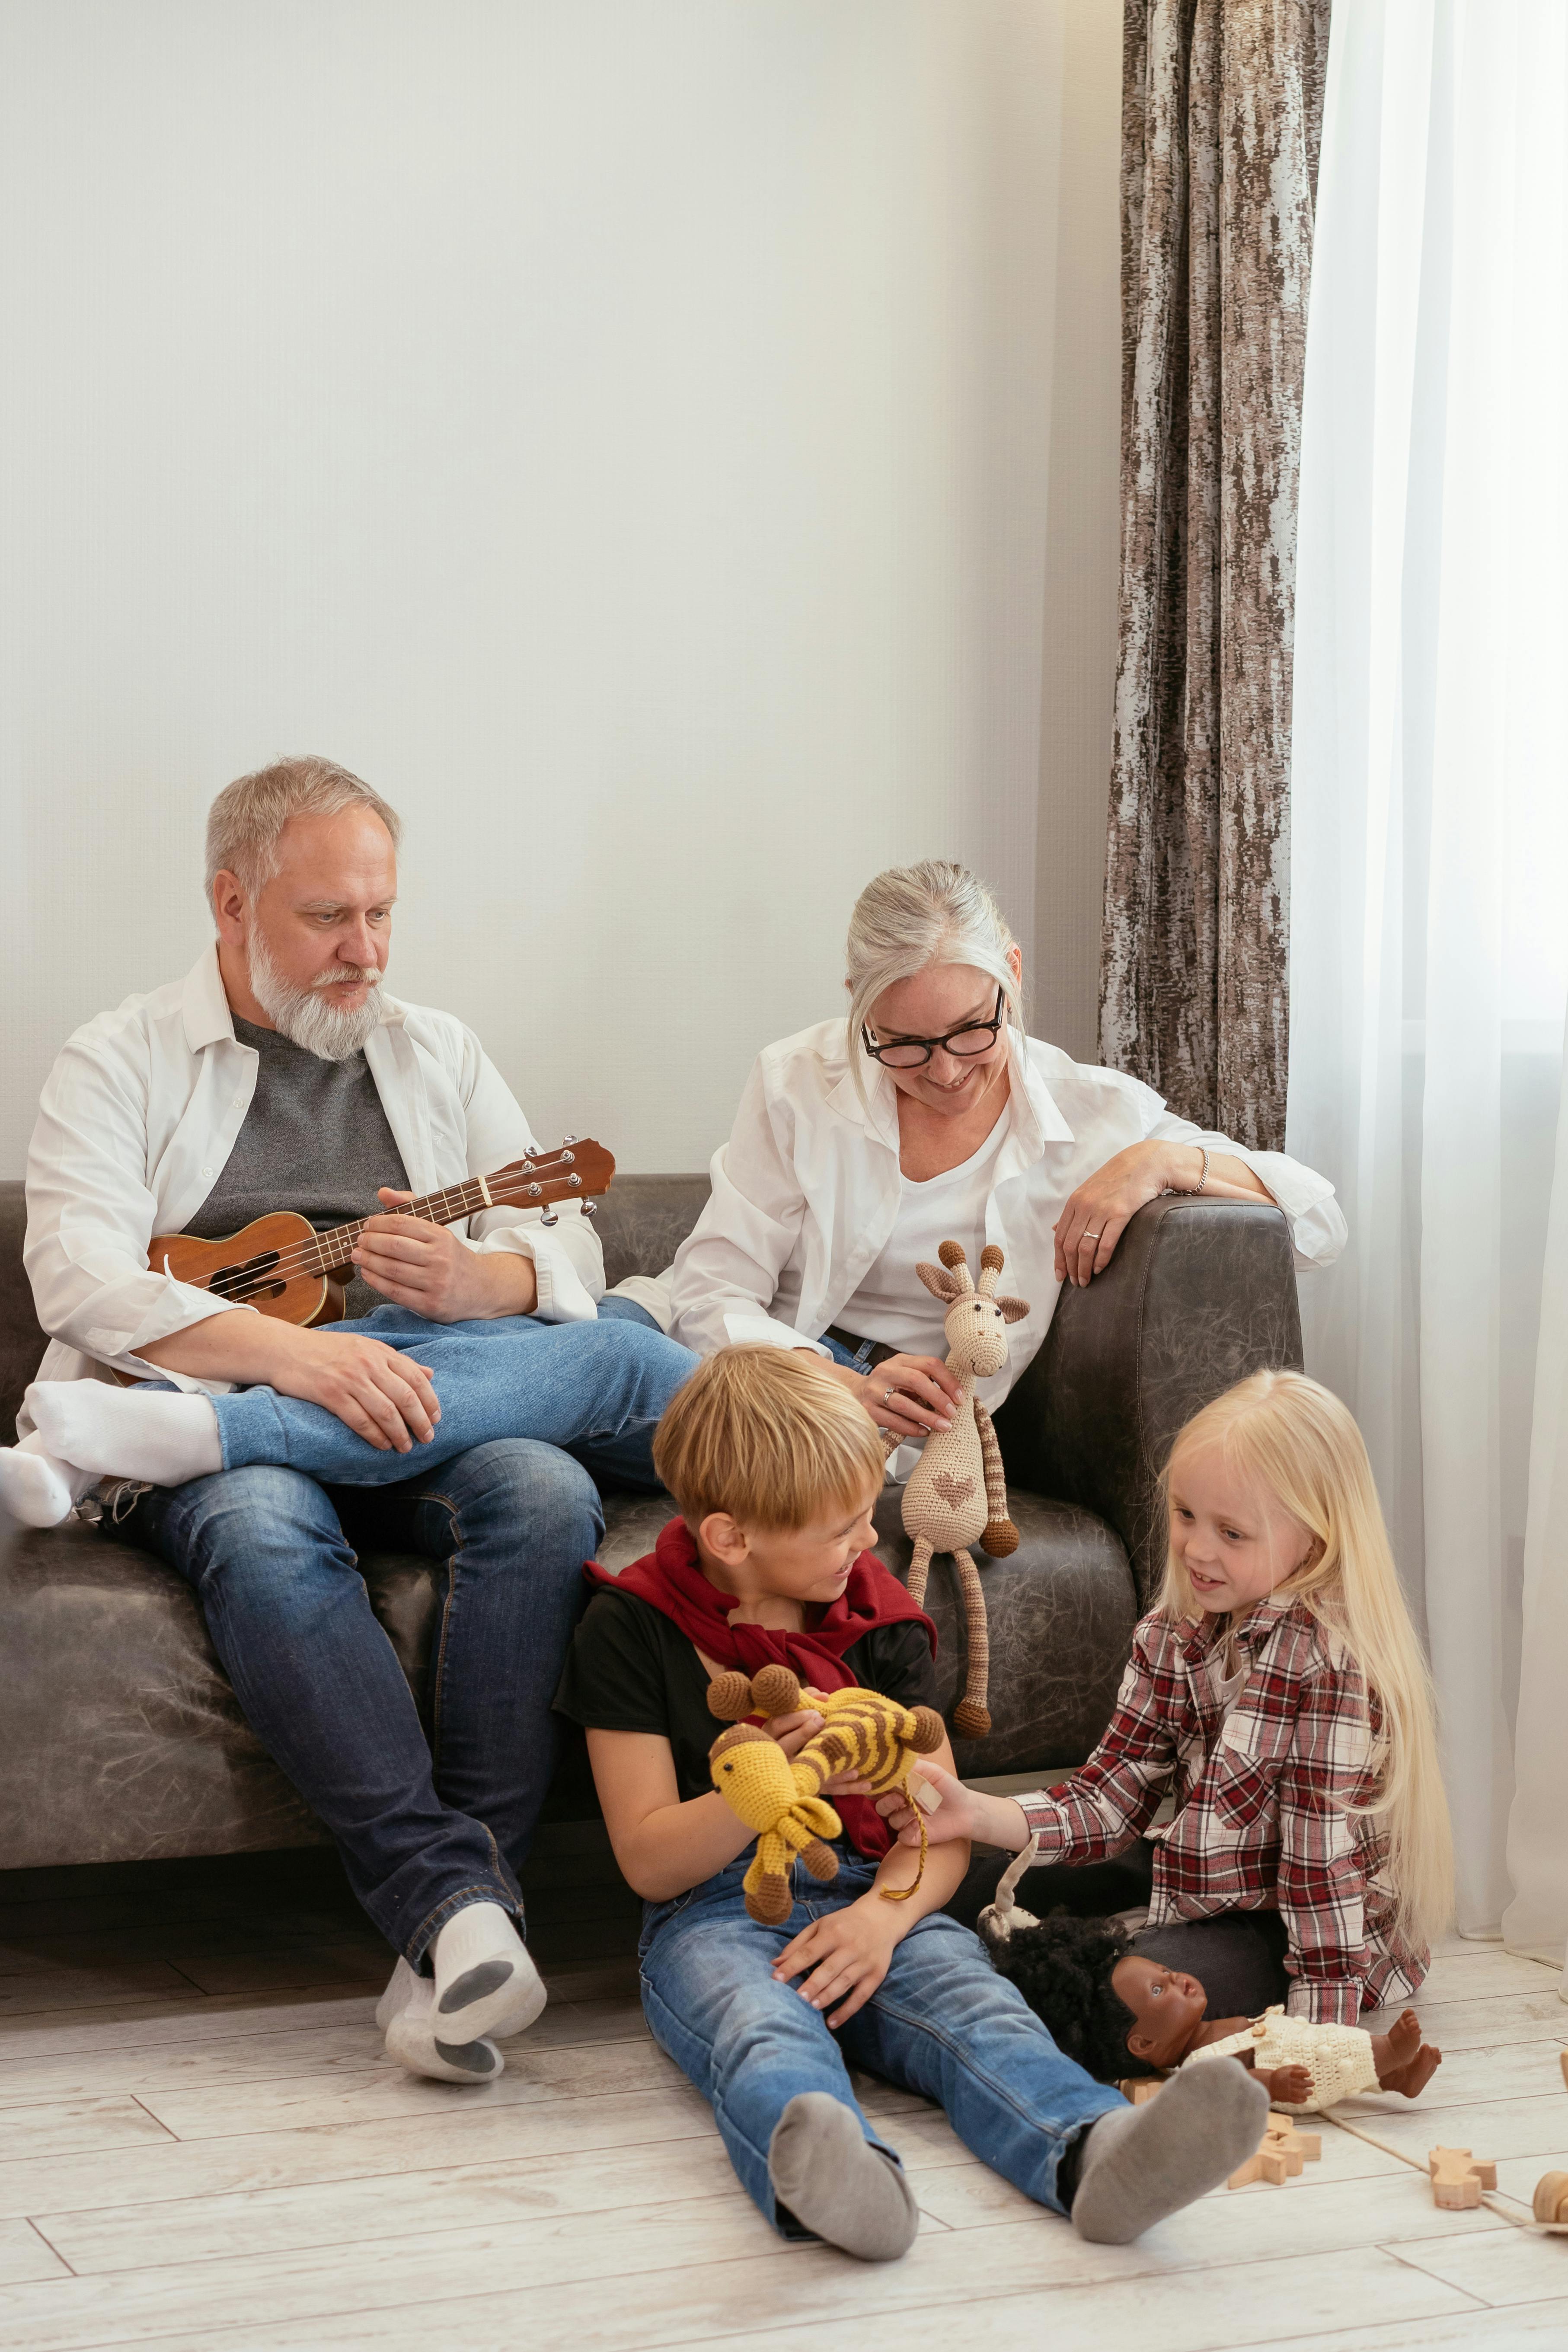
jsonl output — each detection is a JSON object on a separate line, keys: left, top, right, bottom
{"left": 991, "top": 1195, "right": 1304, "bottom": 1608}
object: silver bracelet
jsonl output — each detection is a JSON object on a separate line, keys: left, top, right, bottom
{"left": 1190, "top": 1146, "right": 1209, "bottom": 1195}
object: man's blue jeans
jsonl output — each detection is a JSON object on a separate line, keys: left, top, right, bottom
{"left": 109, "top": 1304, "right": 693, "bottom": 1966}
{"left": 205, "top": 1305, "right": 694, "bottom": 1490}
{"left": 638, "top": 1848, "right": 1125, "bottom": 2234}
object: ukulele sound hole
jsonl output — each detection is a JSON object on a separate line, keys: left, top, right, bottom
{"left": 210, "top": 1250, "right": 287, "bottom": 1302}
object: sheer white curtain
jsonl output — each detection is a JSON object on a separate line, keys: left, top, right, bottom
{"left": 1285, "top": 0, "right": 1568, "bottom": 1942}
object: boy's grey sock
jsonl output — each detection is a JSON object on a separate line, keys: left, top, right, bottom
{"left": 1070, "top": 2061, "right": 1268, "bottom": 2243}
{"left": 767, "top": 2091, "right": 919, "bottom": 2261}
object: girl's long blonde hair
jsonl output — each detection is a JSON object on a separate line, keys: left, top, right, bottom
{"left": 1158, "top": 1370, "right": 1454, "bottom": 1952}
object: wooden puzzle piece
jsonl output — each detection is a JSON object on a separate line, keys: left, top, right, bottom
{"left": 1228, "top": 2147, "right": 1291, "bottom": 2189}
{"left": 1226, "top": 2110, "right": 1325, "bottom": 2189}
{"left": 1115, "top": 2078, "right": 1164, "bottom": 2105}
{"left": 1427, "top": 2146, "right": 1497, "bottom": 2209}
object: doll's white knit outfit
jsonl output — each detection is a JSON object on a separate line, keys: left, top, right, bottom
{"left": 1182, "top": 2003, "right": 1379, "bottom": 2109}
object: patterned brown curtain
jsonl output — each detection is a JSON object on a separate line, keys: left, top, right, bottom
{"left": 1099, "top": 0, "right": 1330, "bottom": 1149}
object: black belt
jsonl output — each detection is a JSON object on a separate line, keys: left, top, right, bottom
{"left": 823, "top": 1324, "right": 901, "bottom": 1372}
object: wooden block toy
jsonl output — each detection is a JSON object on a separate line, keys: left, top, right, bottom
{"left": 1115, "top": 2077, "right": 1164, "bottom": 2105}
{"left": 1427, "top": 2146, "right": 1497, "bottom": 2209}
{"left": 1228, "top": 2146, "right": 1291, "bottom": 2189}
{"left": 1532, "top": 2170, "right": 1568, "bottom": 2226}
{"left": 1265, "top": 2111, "right": 1322, "bottom": 2170}
{"left": 909, "top": 1775, "right": 942, "bottom": 1813}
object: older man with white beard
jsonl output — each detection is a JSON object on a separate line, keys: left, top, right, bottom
{"left": 15, "top": 757, "right": 678, "bottom": 2081}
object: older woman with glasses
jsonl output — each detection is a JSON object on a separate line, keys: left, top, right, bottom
{"left": 661, "top": 861, "right": 1344, "bottom": 1446}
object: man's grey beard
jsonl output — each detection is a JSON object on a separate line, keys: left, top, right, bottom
{"left": 246, "top": 930, "right": 386, "bottom": 1062}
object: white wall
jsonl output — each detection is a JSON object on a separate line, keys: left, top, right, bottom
{"left": 0, "top": 0, "right": 1121, "bottom": 1177}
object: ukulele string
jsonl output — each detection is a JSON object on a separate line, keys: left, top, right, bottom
{"left": 180, "top": 1155, "right": 583, "bottom": 1293}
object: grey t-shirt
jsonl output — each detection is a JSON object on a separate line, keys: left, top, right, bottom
{"left": 185, "top": 1017, "right": 412, "bottom": 1321}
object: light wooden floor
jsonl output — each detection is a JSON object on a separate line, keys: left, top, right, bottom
{"left": 3, "top": 1838, "right": 1568, "bottom": 2352}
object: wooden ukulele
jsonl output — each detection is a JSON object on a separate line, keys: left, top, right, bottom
{"left": 144, "top": 1141, "right": 615, "bottom": 1328}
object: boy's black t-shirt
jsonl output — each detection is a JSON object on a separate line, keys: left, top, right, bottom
{"left": 553, "top": 1588, "right": 941, "bottom": 1804}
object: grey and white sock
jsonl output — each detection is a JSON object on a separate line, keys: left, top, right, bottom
{"left": 380, "top": 1961, "right": 504, "bottom": 2085}
{"left": 431, "top": 1901, "right": 547, "bottom": 2042}
{"left": 1070, "top": 2060, "right": 1268, "bottom": 2243}
{"left": 767, "top": 2091, "right": 919, "bottom": 2261}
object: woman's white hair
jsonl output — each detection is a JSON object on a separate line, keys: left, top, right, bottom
{"left": 844, "top": 860, "right": 1023, "bottom": 1082}
{"left": 204, "top": 756, "right": 402, "bottom": 905}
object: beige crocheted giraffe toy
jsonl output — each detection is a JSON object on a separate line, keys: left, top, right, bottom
{"left": 899, "top": 1240, "right": 1028, "bottom": 1738}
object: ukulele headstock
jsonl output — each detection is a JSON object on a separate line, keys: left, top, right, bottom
{"left": 488, "top": 1140, "right": 616, "bottom": 1213}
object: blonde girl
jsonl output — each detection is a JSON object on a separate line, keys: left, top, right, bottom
{"left": 883, "top": 1369, "right": 1453, "bottom": 2023}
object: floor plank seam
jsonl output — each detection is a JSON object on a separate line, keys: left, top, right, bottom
{"left": 1379, "top": 2234, "right": 1554, "bottom": 2307}
{"left": 24, "top": 2212, "right": 79, "bottom": 2278}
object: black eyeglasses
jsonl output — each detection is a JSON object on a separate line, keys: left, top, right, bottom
{"left": 862, "top": 985, "right": 1007, "bottom": 1070}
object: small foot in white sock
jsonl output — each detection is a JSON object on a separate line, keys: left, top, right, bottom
{"left": 26, "top": 1380, "right": 222, "bottom": 1488}
{"left": 0, "top": 1436, "right": 85, "bottom": 1529}
{"left": 431, "top": 1902, "right": 546, "bottom": 2042}
{"left": 767, "top": 2092, "right": 919, "bottom": 2261}
{"left": 379, "top": 1961, "right": 503, "bottom": 2085}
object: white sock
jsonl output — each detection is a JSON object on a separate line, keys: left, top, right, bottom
{"left": 431, "top": 1902, "right": 547, "bottom": 2042}
{"left": 0, "top": 1433, "right": 95, "bottom": 1529}
{"left": 26, "top": 1380, "right": 223, "bottom": 1487}
{"left": 378, "top": 1959, "right": 504, "bottom": 2085}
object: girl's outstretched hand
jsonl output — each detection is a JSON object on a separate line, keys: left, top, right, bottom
{"left": 875, "top": 1762, "right": 977, "bottom": 1846}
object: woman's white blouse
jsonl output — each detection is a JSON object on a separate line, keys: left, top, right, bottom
{"left": 666, "top": 1021, "right": 1346, "bottom": 1416}
{"left": 833, "top": 1103, "right": 1013, "bottom": 1355}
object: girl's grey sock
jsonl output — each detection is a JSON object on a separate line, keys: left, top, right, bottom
{"left": 767, "top": 2091, "right": 919, "bottom": 2261}
{"left": 1070, "top": 2060, "right": 1268, "bottom": 2243}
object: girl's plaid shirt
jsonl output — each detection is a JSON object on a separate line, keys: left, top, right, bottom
{"left": 1016, "top": 1595, "right": 1426, "bottom": 2023}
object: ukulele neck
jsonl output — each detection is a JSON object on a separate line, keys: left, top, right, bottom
{"left": 303, "top": 1174, "right": 505, "bottom": 1275}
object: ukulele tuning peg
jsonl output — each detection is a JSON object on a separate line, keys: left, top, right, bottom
{"left": 581, "top": 1199, "right": 597, "bottom": 1218}
{"left": 563, "top": 1134, "right": 579, "bottom": 1145}
{"left": 540, "top": 1208, "right": 560, "bottom": 1227}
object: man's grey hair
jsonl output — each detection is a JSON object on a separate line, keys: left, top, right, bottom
{"left": 204, "top": 756, "right": 402, "bottom": 904}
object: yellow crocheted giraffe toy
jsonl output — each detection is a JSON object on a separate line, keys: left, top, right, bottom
{"left": 897, "top": 1241, "right": 1028, "bottom": 1739}
{"left": 706, "top": 1663, "right": 945, "bottom": 1925}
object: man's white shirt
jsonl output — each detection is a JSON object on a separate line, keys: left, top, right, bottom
{"left": 22, "top": 945, "right": 604, "bottom": 1425}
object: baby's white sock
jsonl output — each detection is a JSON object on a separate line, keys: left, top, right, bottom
{"left": 26, "top": 1381, "right": 223, "bottom": 1487}
{"left": 0, "top": 1433, "right": 96, "bottom": 1529}
{"left": 431, "top": 1902, "right": 546, "bottom": 2042}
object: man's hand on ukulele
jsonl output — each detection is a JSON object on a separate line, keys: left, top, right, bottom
{"left": 266, "top": 1327, "right": 442, "bottom": 1452}
{"left": 352, "top": 1190, "right": 539, "bottom": 1321}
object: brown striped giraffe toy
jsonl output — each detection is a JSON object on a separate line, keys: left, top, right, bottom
{"left": 706, "top": 1665, "right": 946, "bottom": 1924}
{"left": 898, "top": 1240, "right": 1028, "bottom": 1739}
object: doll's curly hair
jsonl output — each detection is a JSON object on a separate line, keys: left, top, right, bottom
{"left": 983, "top": 1908, "right": 1158, "bottom": 2081}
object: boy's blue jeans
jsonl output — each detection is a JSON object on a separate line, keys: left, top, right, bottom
{"left": 639, "top": 1849, "right": 1126, "bottom": 2235}
{"left": 205, "top": 1302, "right": 694, "bottom": 1490}
{"left": 108, "top": 1302, "right": 692, "bottom": 1965}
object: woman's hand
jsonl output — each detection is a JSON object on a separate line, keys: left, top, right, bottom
{"left": 771, "top": 1893, "right": 904, "bottom": 2026}
{"left": 1054, "top": 1141, "right": 1275, "bottom": 1289}
{"left": 1053, "top": 1142, "right": 1193, "bottom": 1290}
{"left": 824, "top": 1353, "right": 962, "bottom": 1441}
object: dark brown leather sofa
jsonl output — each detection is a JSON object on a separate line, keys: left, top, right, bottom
{"left": 0, "top": 1177, "right": 1302, "bottom": 1871}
